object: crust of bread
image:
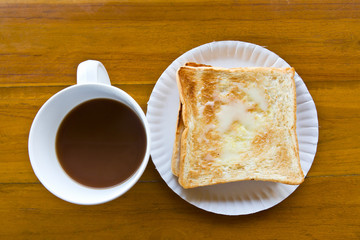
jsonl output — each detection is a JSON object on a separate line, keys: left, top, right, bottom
{"left": 171, "top": 102, "right": 184, "bottom": 176}
{"left": 176, "top": 64, "right": 304, "bottom": 188}
{"left": 184, "top": 62, "right": 212, "bottom": 67}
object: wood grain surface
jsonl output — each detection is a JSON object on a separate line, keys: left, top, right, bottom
{"left": 0, "top": 0, "right": 359, "bottom": 239}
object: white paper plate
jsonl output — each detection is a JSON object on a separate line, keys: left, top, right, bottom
{"left": 146, "top": 41, "right": 318, "bottom": 215}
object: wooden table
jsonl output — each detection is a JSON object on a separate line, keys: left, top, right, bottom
{"left": 1, "top": 0, "right": 359, "bottom": 239}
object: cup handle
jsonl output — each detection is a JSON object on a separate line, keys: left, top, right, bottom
{"left": 77, "top": 60, "right": 111, "bottom": 85}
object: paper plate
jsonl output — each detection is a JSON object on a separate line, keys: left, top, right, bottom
{"left": 146, "top": 41, "right": 318, "bottom": 215}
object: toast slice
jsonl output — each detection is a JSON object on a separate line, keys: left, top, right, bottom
{"left": 176, "top": 64, "right": 304, "bottom": 189}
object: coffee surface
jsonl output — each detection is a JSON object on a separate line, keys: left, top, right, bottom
{"left": 56, "top": 98, "right": 146, "bottom": 188}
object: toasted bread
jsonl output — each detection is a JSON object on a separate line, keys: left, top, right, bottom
{"left": 175, "top": 64, "right": 304, "bottom": 189}
{"left": 171, "top": 102, "right": 184, "bottom": 176}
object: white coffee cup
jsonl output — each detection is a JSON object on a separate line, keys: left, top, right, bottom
{"left": 28, "top": 60, "right": 151, "bottom": 205}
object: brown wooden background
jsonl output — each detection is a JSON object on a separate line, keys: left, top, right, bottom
{"left": 0, "top": 0, "right": 359, "bottom": 239}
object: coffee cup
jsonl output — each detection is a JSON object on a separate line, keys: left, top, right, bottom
{"left": 28, "top": 60, "right": 151, "bottom": 205}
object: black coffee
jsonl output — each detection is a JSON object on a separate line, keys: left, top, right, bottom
{"left": 56, "top": 98, "right": 147, "bottom": 188}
